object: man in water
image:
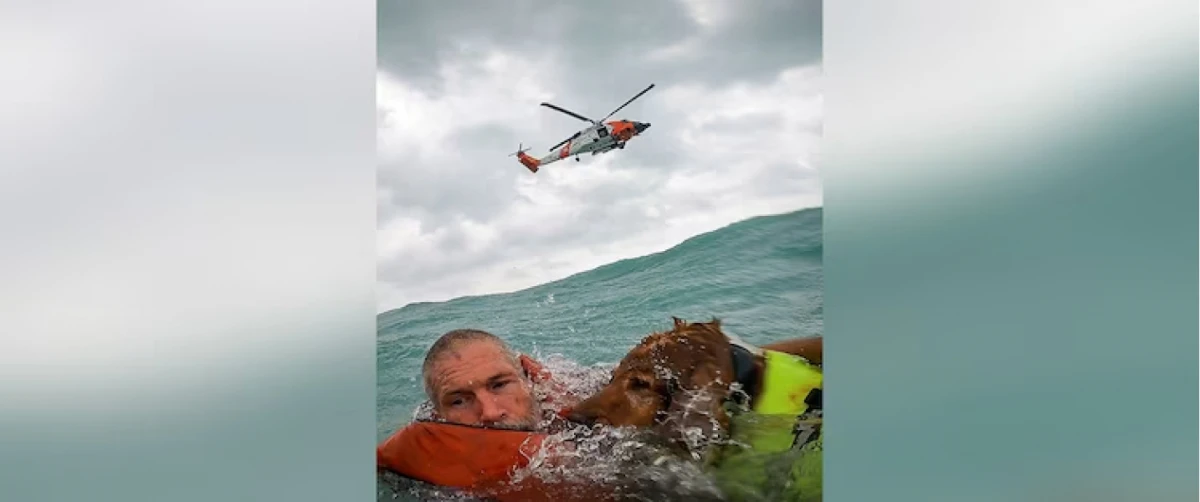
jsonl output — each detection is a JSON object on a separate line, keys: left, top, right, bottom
{"left": 376, "top": 329, "right": 585, "bottom": 501}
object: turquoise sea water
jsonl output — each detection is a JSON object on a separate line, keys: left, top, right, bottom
{"left": 376, "top": 207, "right": 823, "bottom": 499}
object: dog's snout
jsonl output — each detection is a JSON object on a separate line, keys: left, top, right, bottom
{"left": 565, "top": 405, "right": 611, "bottom": 427}
{"left": 565, "top": 409, "right": 594, "bottom": 425}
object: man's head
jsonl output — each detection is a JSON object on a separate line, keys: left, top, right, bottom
{"left": 422, "top": 329, "right": 540, "bottom": 429}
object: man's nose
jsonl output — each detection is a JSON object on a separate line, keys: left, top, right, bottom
{"left": 477, "top": 394, "right": 507, "bottom": 423}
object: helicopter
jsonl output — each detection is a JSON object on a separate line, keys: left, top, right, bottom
{"left": 511, "top": 83, "right": 654, "bottom": 173}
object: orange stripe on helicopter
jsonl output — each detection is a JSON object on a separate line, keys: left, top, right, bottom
{"left": 517, "top": 151, "right": 540, "bottom": 173}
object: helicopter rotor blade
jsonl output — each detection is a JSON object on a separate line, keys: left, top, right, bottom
{"left": 601, "top": 83, "right": 655, "bottom": 121}
{"left": 540, "top": 103, "right": 596, "bottom": 124}
{"left": 547, "top": 130, "right": 583, "bottom": 152}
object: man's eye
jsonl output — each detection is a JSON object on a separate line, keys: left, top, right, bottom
{"left": 491, "top": 380, "right": 510, "bottom": 390}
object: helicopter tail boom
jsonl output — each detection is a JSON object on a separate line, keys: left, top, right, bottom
{"left": 515, "top": 148, "right": 540, "bottom": 173}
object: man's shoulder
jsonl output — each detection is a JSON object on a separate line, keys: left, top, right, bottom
{"left": 378, "top": 421, "right": 549, "bottom": 488}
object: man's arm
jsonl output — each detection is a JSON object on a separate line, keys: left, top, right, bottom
{"left": 760, "top": 336, "right": 822, "bottom": 365}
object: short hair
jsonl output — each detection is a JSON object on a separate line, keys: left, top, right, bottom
{"left": 421, "top": 328, "right": 522, "bottom": 401}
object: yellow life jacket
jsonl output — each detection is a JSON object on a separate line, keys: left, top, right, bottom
{"left": 725, "top": 338, "right": 823, "bottom": 454}
{"left": 753, "top": 349, "right": 823, "bottom": 416}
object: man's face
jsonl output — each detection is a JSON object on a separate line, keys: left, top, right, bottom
{"left": 429, "top": 341, "right": 540, "bottom": 429}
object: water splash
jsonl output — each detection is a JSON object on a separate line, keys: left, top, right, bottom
{"left": 516, "top": 357, "right": 735, "bottom": 500}
{"left": 507, "top": 423, "right": 727, "bottom": 501}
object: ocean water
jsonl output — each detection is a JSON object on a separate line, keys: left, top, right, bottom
{"left": 376, "top": 206, "right": 823, "bottom": 499}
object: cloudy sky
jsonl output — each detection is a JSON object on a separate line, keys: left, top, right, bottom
{"left": 377, "top": 0, "right": 823, "bottom": 312}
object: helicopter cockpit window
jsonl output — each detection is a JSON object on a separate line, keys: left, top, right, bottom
{"left": 597, "top": 127, "right": 609, "bottom": 137}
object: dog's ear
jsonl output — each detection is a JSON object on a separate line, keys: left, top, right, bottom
{"left": 672, "top": 316, "right": 686, "bottom": 329}
{"left": 654, "top": 361, "right": 730, "bottom": 455}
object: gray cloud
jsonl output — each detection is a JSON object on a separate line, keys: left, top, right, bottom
{"left": 378, "top": 0, "right": 820, "bottom": 94}
{"left": 378, "top": 1, "right": 697, "bottom": 95}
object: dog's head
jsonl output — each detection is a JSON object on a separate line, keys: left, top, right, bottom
{"left": 566, "top": 317, "right": 739, "bottom": 452}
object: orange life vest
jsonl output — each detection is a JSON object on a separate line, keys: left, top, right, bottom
{"left": 377, "top": 420, "right": 542, "bottom": 487}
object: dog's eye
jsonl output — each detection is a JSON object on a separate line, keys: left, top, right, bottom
{"left": 629, "top": 377, "right": 652, "bottom": 391}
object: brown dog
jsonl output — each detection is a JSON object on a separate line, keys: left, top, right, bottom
{"left": 565, "top": 317, "right": 821, "bottom": 455}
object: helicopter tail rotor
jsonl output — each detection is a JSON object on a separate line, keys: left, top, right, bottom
{"left": 508, "top": 143, "right": 532, "bottom": 157}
